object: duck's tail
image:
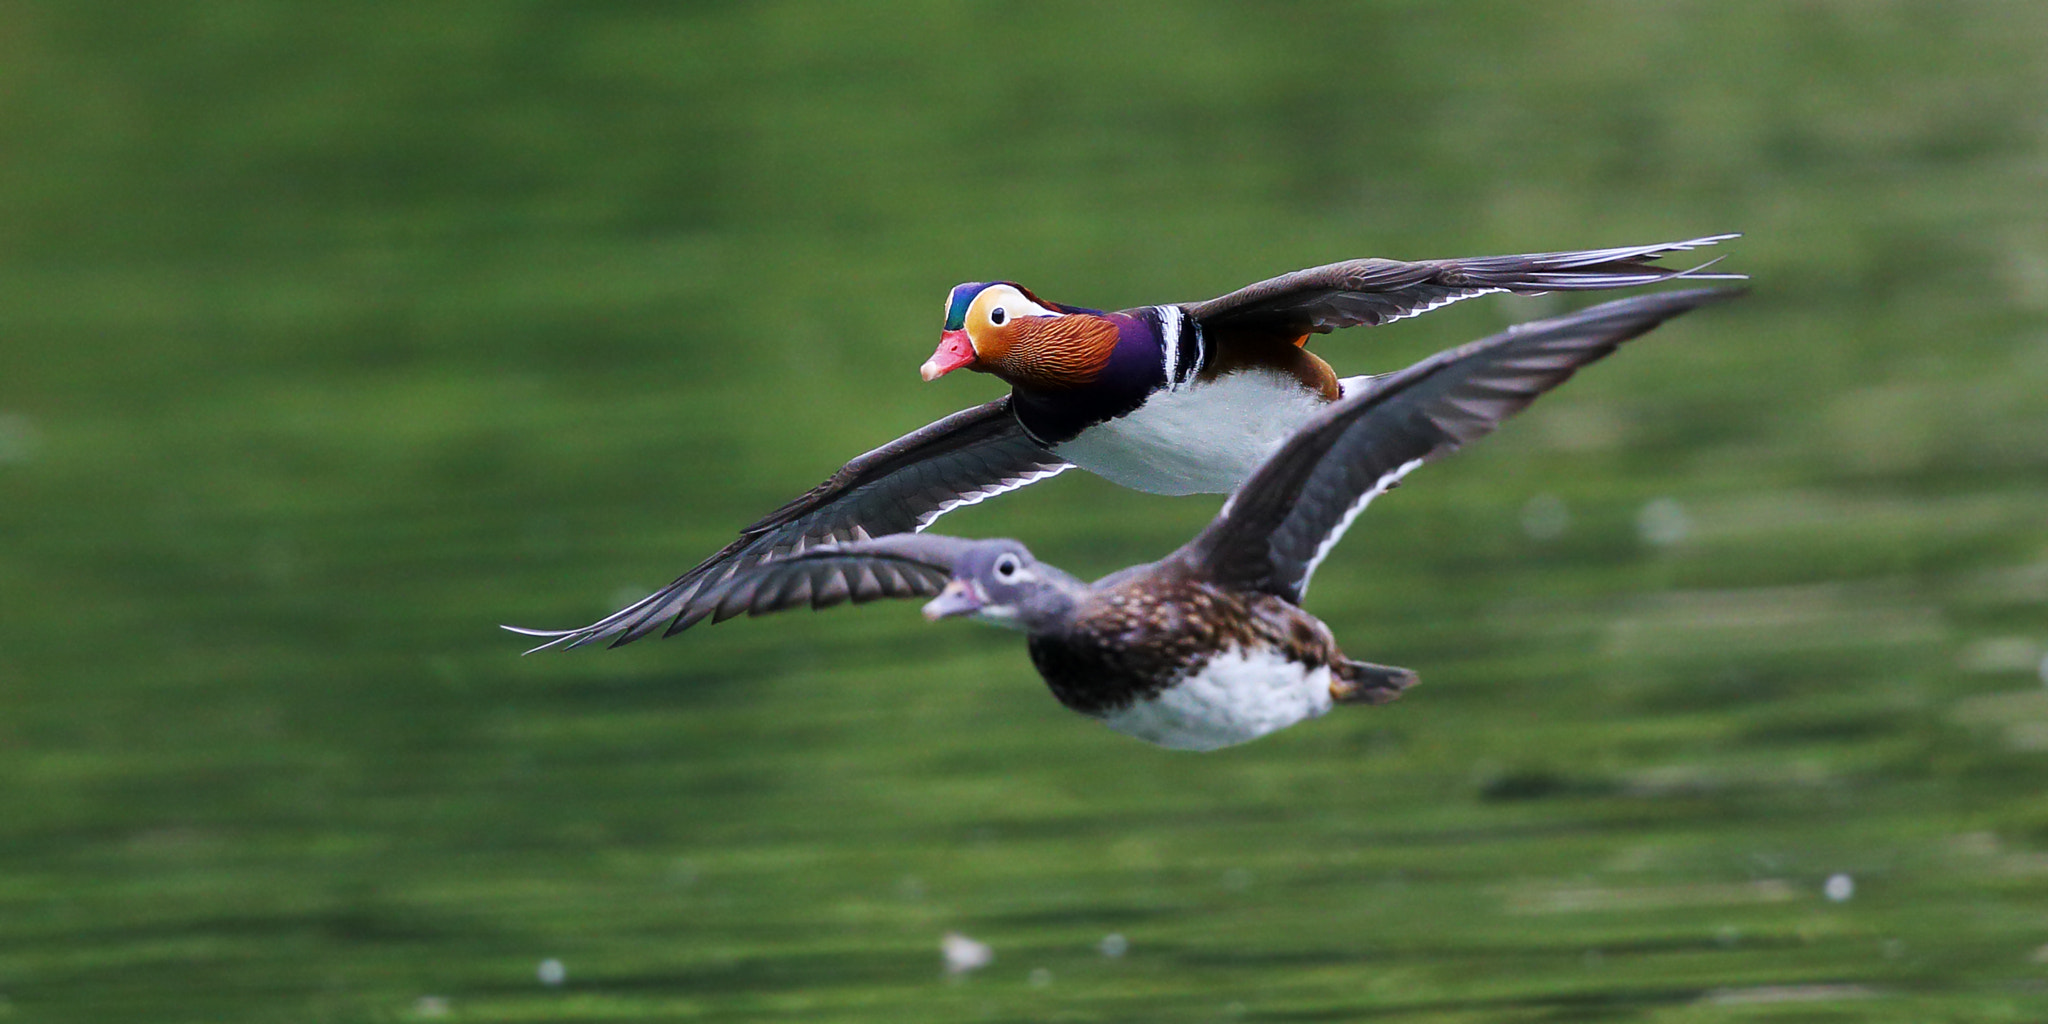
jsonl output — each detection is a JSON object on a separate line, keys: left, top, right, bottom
{"left": 1331, "top": 659, "right": 1418, "bottom": 705}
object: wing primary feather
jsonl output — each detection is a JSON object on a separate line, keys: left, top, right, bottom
{"left": 774, "top": 572, "right": 815, "bottom": 613}
{"left": 660, "top": 601, "right": 719, "bottom": 639}
{"left": 849, "top": 562, "right": 884, "bottom": 600}
{"left": 812, "top": 567, "right": 852, "bottom": 607}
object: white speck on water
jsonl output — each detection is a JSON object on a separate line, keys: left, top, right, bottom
{"left": 411, "top": 995, "right": 451, "bottom": 1018}
{"left": 1824, "top": 873, "right": 1854, "bottom": 902}
{"left": 1027, "top": 967, "right": 1052, "bottom": 988}
{"left": 537, "top": 958, "right": 566, "bottom": 987}
{"left": 1520, "top": 493, "right": 1570, "bottom": 540}
{"left": 1098, "top": 932, "right": 1128, "bottom": 958}
{"left": 0, "top": 413, "right": 40, "bottom": 465}
{"left": 1637, "top": 497, "right": 1690, "bottom": 546}
{"left": 943, "top": 931, "right": 993, "bottom": 974}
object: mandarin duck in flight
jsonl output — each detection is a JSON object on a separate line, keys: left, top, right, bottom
{"left": 512, "top": 236, "right": 1738, "bottom": 650}
{"left": 559, "top": 290, "right": 1738, "bottom": 749}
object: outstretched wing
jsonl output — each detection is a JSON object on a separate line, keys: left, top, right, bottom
{"left": 508, "top": 398, "right": 1068, "bottom": 651}
{"left": 647, "top": 534, "right": 980, "bottom": 632}
{"left": 1181, "top": 233, "right": 1740, "bottom": 339}
{"left": 1176, "top": 288, "right": 1740, "bottom": 604}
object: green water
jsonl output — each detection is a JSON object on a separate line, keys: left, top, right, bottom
{"left": 3, "top": 3, "right": 2047, "bottom": 1020}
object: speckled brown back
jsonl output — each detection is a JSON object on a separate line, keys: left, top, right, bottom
{"left": 1025, "top": 566, "right": 1344, "bottom": 717}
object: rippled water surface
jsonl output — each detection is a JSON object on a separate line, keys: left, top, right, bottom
{"left": 3, "top": 5, "right": 2047, "bottom": 1021}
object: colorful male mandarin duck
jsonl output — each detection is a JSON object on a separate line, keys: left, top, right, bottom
{"left": 512, "top": 236, "right": 1737, "bottom": 650}
{"left": 568, "top": 290, "right": 1736, "bottom": 749}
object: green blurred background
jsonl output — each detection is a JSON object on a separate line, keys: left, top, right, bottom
{"left": 3, "top": 3, "right": 2046, "bottom": 1021}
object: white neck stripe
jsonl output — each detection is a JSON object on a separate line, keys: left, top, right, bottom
{"left": 1154, "top": 306, "right": 1200, "bottom": 391}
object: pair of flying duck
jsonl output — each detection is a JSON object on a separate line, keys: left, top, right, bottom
{"left": 513, "top": 237, "right": 1742, "bottom": 750}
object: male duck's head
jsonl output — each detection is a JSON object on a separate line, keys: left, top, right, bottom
{"left": 921, "top": 282, "right": 1121, "bottom": 390}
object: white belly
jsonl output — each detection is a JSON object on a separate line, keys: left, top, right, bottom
{"left": 1099, "top": 645, "right": 1335, "bottom": 751}
{"left": 1050, "top": 370, "right": 1333, "bottom": 495}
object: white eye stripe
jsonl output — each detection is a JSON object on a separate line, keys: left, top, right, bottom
{"left": 982, "top": 286, "right": 1056, "bottom": 321}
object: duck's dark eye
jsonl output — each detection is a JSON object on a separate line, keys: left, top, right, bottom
{"left": 994, "top": 555, "right": 1020, "bottom": 580}
{"left": 989, "top": 307, "right": 1007, "bottom": 326}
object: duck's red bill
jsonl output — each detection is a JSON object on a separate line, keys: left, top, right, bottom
{"left": 920, "top": 329, "right": 977, "bottom": 381}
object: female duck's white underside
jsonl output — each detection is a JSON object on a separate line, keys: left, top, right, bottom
{"left": 1099, "top": 644, "right": 1336, "bottom": 751}
{"left": 1051, "top": 370, "right": 1334, "bottom": 496}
